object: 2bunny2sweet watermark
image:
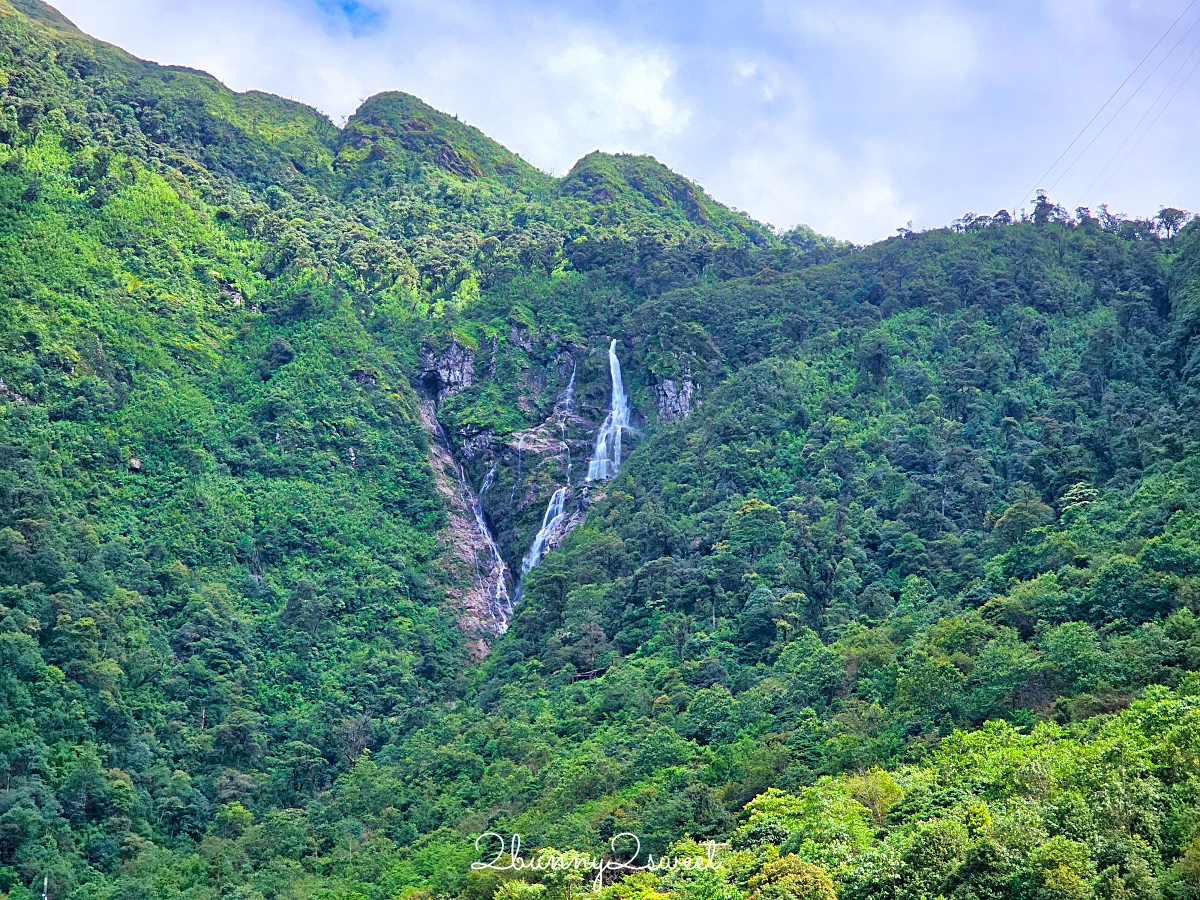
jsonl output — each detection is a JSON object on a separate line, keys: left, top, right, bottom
{"left": 472, "top": 832, "right": 724, "bottom": 892}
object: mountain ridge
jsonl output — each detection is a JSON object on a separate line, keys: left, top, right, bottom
{"left": 4, "top": 0, "right": 773, "bottom": 245}
{"left": 1, "top": 3, "right": 1200, "bottom": 900}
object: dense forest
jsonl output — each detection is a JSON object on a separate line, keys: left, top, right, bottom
{"left": 1, "top": 2, "right": 1200, "bottom": 899}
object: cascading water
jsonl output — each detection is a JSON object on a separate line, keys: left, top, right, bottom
{"left": 479, "top": 464, "right": 496, "bottom": 500}
{"left": 472, "top": 465, "right": 513, "bottom": 624}
{"left": 519, "top": 344, "right": 629, "bottom": 585}
{"left": 520, "top": 486, "right": 568, "bottom": 577}
{"left": 558, "top": 360, "right": 577, "bottom": 415}
{"left": 586, "top": 339, "right": 630, "bottom": 482}
{"left": 513, "top": 358, "right": 579, "bottom": 592}
{"left": 562, "top": 430, "right": 572, "bottom": 484}
{"left": 417, "top": 395, "right": 515, "bottom": 632}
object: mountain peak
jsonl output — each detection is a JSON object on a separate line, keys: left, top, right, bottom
{"left": 563, "top": 150, "right": 698, "bottom": 204}
{"left": 4, "top": 0, "right": 79, "bottom": 32}
{"left": 338, "top": 90, "right": 547, "bottom": 185}
{"left": 561, "top": 149, "right": 773, "bottom": 242}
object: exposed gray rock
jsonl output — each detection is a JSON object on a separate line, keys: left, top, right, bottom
{"left": 458, "top": 428, "right": 497, "bottom": 460}
{"left": 509, "top": 324, "right": 534, "bottom": 352}
{"left": 219, "top": 281, "right": 243, "bottom": 306}
{"left": 415, "top": 397, "right": 513, "bottom": 654}
{"left": 0, "top": 379, "right": 30, "bottom": 404}
{"left": 655, "top": 375, "right": 697, "bottom": 421}
{"left": 419, "top": 340, "right": 475, "bottom": 399}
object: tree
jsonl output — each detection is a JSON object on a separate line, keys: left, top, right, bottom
{"left": 947, "top": 840, "right": 1016, "bottom": 900}
{"left": 992, "top": 499, "right": 1055, "bottom": 549}
{"left": 846, "top": 768, "right": 903, "bottom": 826}
{"left": 1026, "top": 836, "right": 1096, "bottom": 900}
{"left": 749, "top": 856, "right": 837, "bottom": 900}
{"left": 1034, "top": 191, "right": 1067, "bottom": 226}
{"left": 1156, "top": 207, "right": 1189, "bottom": 238}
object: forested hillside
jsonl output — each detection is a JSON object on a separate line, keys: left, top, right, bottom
{"left": 1, "top": 2, "right": 1200, "bottom": 899}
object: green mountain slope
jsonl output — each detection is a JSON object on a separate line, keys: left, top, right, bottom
{"left": 338, "top": 91, "right": 546, "bottom": 186}
{"left": 1, "top": 2, "right": 1200, "bottom": 900}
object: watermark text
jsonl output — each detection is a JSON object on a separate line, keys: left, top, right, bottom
{"left": 472, "top": 833, "right": 723, "bottom": 892}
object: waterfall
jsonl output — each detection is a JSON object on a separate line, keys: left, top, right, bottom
{"left": 480, "top": 465, "right": 496, "bottom": 497}
{"left": 513, "top": 358, "right": 580, "bottom": 589}
{"left": 459, "top": 463, "right": 512, "bottom": 625}
{"left": 563, "top": 432, "right": 572, "bottom": 485}
{"left": 521, "top": 487, "right": 568, "bottom": 577}
{"left": 418, "top": 395, "right": 515, "bottom": 632}
{"left": 557, "top": 359, "right": 577, "bottom": 414}
{"left": 472, "top": 466, "right": 512, "bottom": 623}
{"left": 586, "top": 339, "right": 630, "bottom": 482}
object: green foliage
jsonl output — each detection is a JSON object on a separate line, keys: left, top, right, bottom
{"left": 1, "top": 2, "right": 1200, "bottom": 899}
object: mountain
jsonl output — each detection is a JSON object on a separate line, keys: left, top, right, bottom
{"left": 1, "top": 2, "right": 1200, "bottom": 900}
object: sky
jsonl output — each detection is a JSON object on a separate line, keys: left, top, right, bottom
{"left": 51, "top": 0, "right": 1200, "bottom": 244}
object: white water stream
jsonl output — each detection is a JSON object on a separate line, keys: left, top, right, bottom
{"left": 520, "top": 486, "right": 568, "bottom": 577}
{"left": 516, "top": 342, "right": 630, "bottom": 594}
{"left": 586, "top": 339, "right": 630, "bottom": 482}
{"left": 471, "top": 465, "right": 513, "bottom": 624}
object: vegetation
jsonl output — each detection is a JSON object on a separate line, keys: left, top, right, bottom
{"left": 0, "top": 2, "right": 1199, "bottom": 900}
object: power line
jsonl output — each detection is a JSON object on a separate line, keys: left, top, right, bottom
{"left": 1091, "top": 51, "right": 1200, "bottom": 204}
{"left": 1044, "top": 9, "right": 1200, "bottom": 196}
{"left": 1016, "top": 0, "right": 1199, "bottom": 208}
{"left": 1076, "top": 28, "right": 1200, "bottom": 206}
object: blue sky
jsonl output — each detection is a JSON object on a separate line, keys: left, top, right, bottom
{"left": 53, "top": 0, "right": 1200, "bottom": 243}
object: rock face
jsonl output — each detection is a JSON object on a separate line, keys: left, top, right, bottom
{"left": 457, "top": 429, "right": 496, "bottom": 460}
{"left": 509, "top": 325, "right": 534, "bottom": 352}
{"left": 413, "top": 340, "right": 638, "bottom": 652}
{"left": 653, "top": 352, "right": 700, "bottom": 422}
{"left": 655, "top": 375, "right": 697, "bottom": 421}
{"left": 0, "top": 378, "right": 30, "bottom": 404}
{"left": 416, "top": 397, "right": 512, "bottom": 655}
{"left": 492, "top": 353, "right": 590, "bottom": 564}
{"left": 419, "top": 341, "right": 474, "bottom": 400}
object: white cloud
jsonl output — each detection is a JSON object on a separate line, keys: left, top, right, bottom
{"left": 56, "top": 0, "right": 373, "bottom": 116}
{"left": 545, "top": 38, "right": 689, "bottom": 137}
{"left": 404, "top": 23, "right": 691, "bottom": 173}
{"left": 710, "top": 127, "right": 912, "bottom": 240}
{"left": 48, "top": 0, "right": 1200, "bottom": 243}
{"left": 734, "top": 58, "right": 781, "bottom": 103}
{"left": 765, "top": 0, "right": 981, "bottom": 102}
{"left": 56, "top": 0, "right": 692, "bottom": 176}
